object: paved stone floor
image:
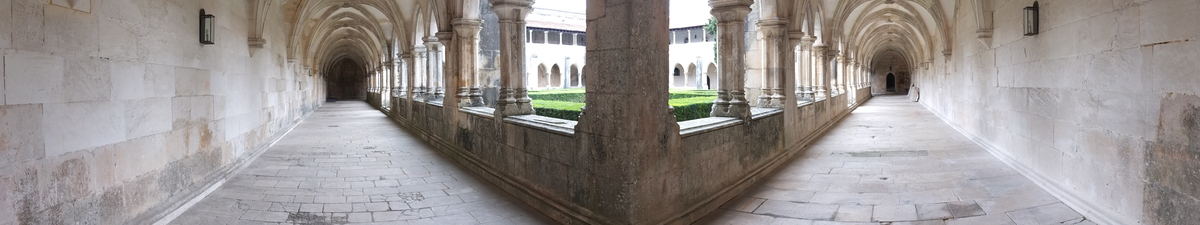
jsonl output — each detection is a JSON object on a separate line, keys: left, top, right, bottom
{"left": 171, "top": 101, "right": 554, "bottom": 225}
{"left": 174, "top": 96, "right": 1092, "bottom": 225}
{"left": 699, "top": 95, "right": 1092, "bottom": 225}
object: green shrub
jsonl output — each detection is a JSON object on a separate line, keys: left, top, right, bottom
{"left": 532, "top": 100, "right": 585, "bottom": 121}
{"left": 669, "top": 96, "right": 717, "bottom": 121}
{"left": 527, "top": 88, "right": 718, "bottom": 122}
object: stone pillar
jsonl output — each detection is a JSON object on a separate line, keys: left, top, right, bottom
{"left": 452, "top": 19, "right": 485, "bottom": 107}
{"left": 491, "top": 0, "right": 536, "bottom": 117}
{"left": 812, "top": 44, "right": 827, "bottom": 100}
{"left": 836, "top": 55, "right": 847, "bottom": 95}
{"left": 575, "top": 0, "right": 680, "bottom": 223}
{"left": 402, "top": 53, "right": 414, "bottom": 100}
{"left": 825, "top": 49, "right": 839, "bottom": 97}
{"left": 798, "top": 36, "right": 815, "bottom": 103}
{"left": 709, "top": 0, "right": 753, "bottom": 119}
{"left": 563, "top": 57, "right": 571, "bottom": 88}
{"left": 757, "top": 18, "right": 787, "bottom": 108}
{"left": 413, "top": 46, "right": 428, "bottom": 100}
{"left": 424, "top": 36, "right": 445, "bottom": 102}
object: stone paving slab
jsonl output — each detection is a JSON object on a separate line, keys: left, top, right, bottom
{"left": 170, "top": 101, "right": 554, "bottom": 225}
{"left": 698, "top": 96, "right": 1091, "bottom": 225}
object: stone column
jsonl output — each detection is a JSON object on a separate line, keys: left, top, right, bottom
{"left": 436, "top": 31, "right": 456, "bottom": 104}
{"left": 563, "top": 57, "right": 571, "bottom": 88}
{"left": 402, "top": 53, "right": 414, "bottom": 100}
{"left": 452, "top": 19, "right": 485, "bottom": 107}
{"left": 798, "top": 36, "right": 815, "bottom": 102}
{"left": 575, "top": 0, "right": 680, "bottom": 223}
{"left": 492, "top": 0, "right": 536, "bottom": 117}
{"left": 825, "top": 49, "right": 839, "bottom": 97}
{"left": 709, "top": 0, "right": 753, "bottom": 119}
{"left": 424, "top": 36, "right": 445, "bottom": 102}
{"left": 836, "top": 55, "right": 847, "bottom": 95}
{"left": 812, "top": 44, "right": 827, "bottom": 100}
{"left": 413, "top": 46, "right": 427, "bottom": 100}
{"left": 757, "top": 18, "right": 787, "bottom": 108}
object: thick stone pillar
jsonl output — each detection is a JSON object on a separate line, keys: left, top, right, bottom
{"left": 709, "top": 0, "right": 753, "bottom": 119}
{"left": 757, "top": 18, "right": 787, "bottom": 108}
{"left": 812, "top": 44, "right": 827, "bottom": 100}
{"left": 452, "top": 19, "right": 485, "bottom": 107}
{"left": 574, "top": 0, "right": 680, "bottom": 223}
{"left": 424, "top": 37, "right": 445, "bottom": 102}
{"left": 798, "top": 36, "right": 815, "bottom": 103}
{"left": 491, "top": 0, "right": 536, "bottom": 117}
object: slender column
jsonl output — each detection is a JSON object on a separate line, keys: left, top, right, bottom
{"left": 424, "top": 36, "right": 445, "bottom": 102}
{"left": 825, "top": 49, "right": 839, "bottom": 97}
{"left": 402, "top": 53, "right": 414, "bottom": 100}
{"left": 413, "top": 46, "right": 427, "bottom": 100}
{"left": 812, "top": 44, "right": 827, "bottom": 100}
{"left": 562, "top": 57, "right": 571, "bottom": 88}
{"left": 798, "top": 36, "right": 815, "bottom": 102}
{"left": 836, "top": 55, "right": 847, "bottom": 95}
{"left": 757, "top": 18, "right": 787, "bottom": 108}
{"left": 709, "top": 0, "right": 753, "bottom": 119}
{"left": 452, "top": 19, "right": 485, "bottom": 107}
{"left": 492, "top": 0, "right": 536, "bottom": 116}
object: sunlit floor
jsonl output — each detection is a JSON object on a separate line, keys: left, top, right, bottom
{"left": 698, "top": 95, "right": 1092, "bottom": 225}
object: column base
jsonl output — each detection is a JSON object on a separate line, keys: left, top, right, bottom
{"left": 497, "top": 88, "right": 535, "bottom": 116}
{"left": 456, "top": 89, "right": 473, "bottom": 107}
{"left": 712, "top": 90, "right": 751, "bottom": 119}
{"left": 427, "top": 87, "right": 445, "bottom": 102}
{"left": 469, "top": 87, "right": 485, "bottom": 107}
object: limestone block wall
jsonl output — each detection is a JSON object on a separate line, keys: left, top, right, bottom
{"left": 915, "top": 0, "right": 1200, "bottom": 224}
{"left": 0, "top": 0, "right": 323, "bottom": 224}
{"left": 384, "top": 89, "right": 867, "bottom": 224}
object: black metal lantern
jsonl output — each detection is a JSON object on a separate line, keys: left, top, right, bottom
{"left": 200, "top": 9, "right": 215, "bottom": 44}
{"left": 1024, "top": 2, "right": 1039, "bottom": 36}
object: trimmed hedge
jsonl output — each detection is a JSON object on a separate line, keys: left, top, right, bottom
{"left": 531, "top": 100, "right": 585, "bottom": 121}
{"left": 669, "top": 96, "right": 717, "bottom": 121}
{"left": 529, "top": 89, "right": 717, "bottom": 122}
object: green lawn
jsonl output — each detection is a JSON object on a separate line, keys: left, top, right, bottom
{"left": 528, "top": 88, "right": 717, "bottom": 121}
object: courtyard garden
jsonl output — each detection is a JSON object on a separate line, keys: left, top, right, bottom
{"left": 528, "top": 88, "right": 718, "bottom": 121}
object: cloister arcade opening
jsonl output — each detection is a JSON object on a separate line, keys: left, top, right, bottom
{"left": 17, "top": 0, "right": 1193, "bottom": 224}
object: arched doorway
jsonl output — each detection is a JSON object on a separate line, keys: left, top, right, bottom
{"left": 326, "top": 58, "right": 366, "bottom": 100}
{"left": 551, "top": 64, "right": 562, "bottom": 88}
{"left": 570, "top": 65, "right": 580, "bottom": 87}
{"left": 538, "top": 64, "right": 548, "bottom": 88}
{"left": 886, "top": 73, "right": 896, "bottom": 93}
{"left": 706, "top": 63, "right": 717, "bottom": 89}
{"left": 672, "top": 64, "right": 684, "bottom": 87}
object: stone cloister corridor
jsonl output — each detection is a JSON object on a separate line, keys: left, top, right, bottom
{"left": 2, "top": 0, "right": 1200, "bottom": 225}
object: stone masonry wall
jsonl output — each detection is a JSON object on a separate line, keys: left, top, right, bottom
{"left": 384, "top": 91, "right": 865, "bottom": 224}
{"left": 915, "top": 0, "right": 1200, "bottom": 224}
{"left": 0, "top": 0, "right": 323, "bottom": 224}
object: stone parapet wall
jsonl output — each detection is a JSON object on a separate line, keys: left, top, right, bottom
{"left": 381, "top": 91, "right": 869, "bottom": 224}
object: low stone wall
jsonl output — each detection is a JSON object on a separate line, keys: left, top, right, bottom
{"left": 381, "top": 89, "right": 869, "bottom": 225}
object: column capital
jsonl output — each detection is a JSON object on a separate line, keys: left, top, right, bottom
{"left": 757, "top": 19, "right": 788, "bottom": 38}
{"left": 451, "top": 19, "right": 483, "bottom": 38}
{"left": 422, "top": 36, "right": 440, "bottom": 44}
{"left": 489, "top": 0, "right": 534, "bottom": 21}
{"left": 709, "top": 0, "right": 753, "bottom": 22}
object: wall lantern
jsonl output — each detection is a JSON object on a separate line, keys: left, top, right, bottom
{"left": 1024, "top": 2, "right": 1039, "bottom": 36}
{"left": 200, "top": 9, "right": 215, "bottom": 45}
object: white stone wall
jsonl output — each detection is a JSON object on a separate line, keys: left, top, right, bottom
{"left": 917, "top": 1, "right": 1200, "bottom": 224}
{"left": 0, "top": 0, "right": 323, "bottom": 223}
